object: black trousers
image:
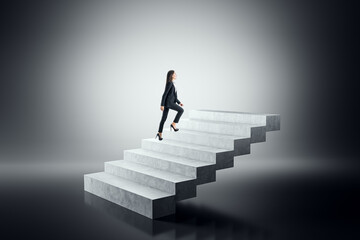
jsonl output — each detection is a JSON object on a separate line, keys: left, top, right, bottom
{"left": 158, "top": 103, "right": 184, "bottom": 133}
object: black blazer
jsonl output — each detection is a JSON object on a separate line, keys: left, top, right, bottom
{"left": 160, "top": 81, "right": 181, "bottom": 107}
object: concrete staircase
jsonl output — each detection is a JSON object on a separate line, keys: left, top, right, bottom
{"left": 84, "top": 109, "right": 280, "bottom": 219}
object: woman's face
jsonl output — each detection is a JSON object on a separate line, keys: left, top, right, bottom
{"left": 172, "top": 72, "right": 177, "bottom": 80}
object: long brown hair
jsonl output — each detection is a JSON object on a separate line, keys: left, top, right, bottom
{"left": 166, "top": 70, "right": 175, "bottom": 84}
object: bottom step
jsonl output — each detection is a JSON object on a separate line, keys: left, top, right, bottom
{"left": 84, "top": 172, "right": 175, "bottom": 219}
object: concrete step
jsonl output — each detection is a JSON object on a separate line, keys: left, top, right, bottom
{"left": 162, "top": 128, "right": 250, "bottom": 156}
{"left": 104, "top": 160, "right": 197, "bottom": 201}
{"left": 141, "top": 138, "right": 234, "bottom": 170}
{"left": 177, "top": 118, "right": 266, "bottom": 143}
{"left": 84, "top": 172, "right": 175, "bottom": 219}
{"left": 84, "top": 109, "right": 281, "bottom": 219}
{"left": 189, "top": 109, "right": 280, "bottom": 131}
{"left": 124, "top": 148, "right": 216, "bottom": 185}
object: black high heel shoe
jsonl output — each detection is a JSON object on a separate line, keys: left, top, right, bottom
{"left": 155, "top": 133, "right": 163, "bottom": 141}
{"left": 170, "top": 124, "right": 179, "bottom": 132}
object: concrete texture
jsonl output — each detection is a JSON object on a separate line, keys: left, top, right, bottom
{"left": 104, "top": 160, "right": 197, "bottom": 201}
{"left": 163, "top": 128, "right": 251, "bottom": 156}
{"left": 141, "top": 138, "right": 234, "bottom": 170}
{"left": 124, "top": 148, "right": 216, "bottom": 185}
{"left": 189, "top": 109, "right": 280, "bottom": 132}
{"left": 84, "top": 172, "right": 175, "bottom": 219}
{"left": 177, "top": 118, "right": 267, "bottom": 143}
{"left": 84, "top": 109, "right": 280, "bottom": 219}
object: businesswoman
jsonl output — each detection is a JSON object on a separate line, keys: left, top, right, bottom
{"left": 156, "top": 70, "right": 184, "bottom": 140}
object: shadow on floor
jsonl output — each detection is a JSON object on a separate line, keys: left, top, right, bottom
{"left": 84, "top": 191, "right": 269, "bottom": 239}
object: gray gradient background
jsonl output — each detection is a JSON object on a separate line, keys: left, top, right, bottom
{"left": 1, "top": 0, "right": 358, "bottom": 239}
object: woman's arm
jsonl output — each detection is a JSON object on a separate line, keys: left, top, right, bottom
{"left": 160, "top": 81, "right": 172, "bottom": 106}
{"left": 176, "top": 98, "right": 181, "bottom": 104}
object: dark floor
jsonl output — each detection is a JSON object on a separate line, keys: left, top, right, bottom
{"left": 1, "top": 155, "right": 359, "bottom": 240}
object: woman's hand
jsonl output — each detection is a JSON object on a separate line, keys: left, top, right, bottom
{"left": 160, "top": 106, "right": 164, "bottom": 111}
{"left": 180, "top": 103, "right": 184, "bottom": 106}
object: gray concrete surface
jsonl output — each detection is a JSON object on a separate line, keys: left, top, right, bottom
{"left": 84, "top": 110, "right": 280, "bottom": 219}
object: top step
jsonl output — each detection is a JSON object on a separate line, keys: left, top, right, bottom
{"left": 189, "top": 109, "right": 280, "bottom": 132}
